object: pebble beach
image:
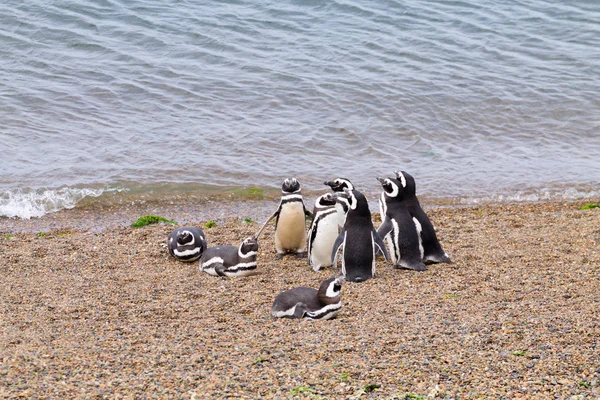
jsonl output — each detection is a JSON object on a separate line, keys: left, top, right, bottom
{"left": 1, "top": 198, "right": 599, "bottom": 399}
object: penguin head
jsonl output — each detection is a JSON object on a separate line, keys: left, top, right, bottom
{"left": 394, "top": 170, "right": 416, "bottom": 197}
{"left": 318, "top": 276, "right": 344, "bottom": 303}
{"left": 334, "top": 188, "right": 358, "bottom": 210}
{"left": 176, "top": 230, "right": 195, "bottom": 246}
{"left": 324, "top": 178, "right": 354, "bottom": 192}
{"left": 377, "top": 177, "right": 405, "bottom": 200}
{"left": 282, "top": 178, "right": 301, "bottom": 193}
{"left": 315, "top": 192, "right": 336, "bottom": 208}
{"left": 239, "top": 236, "right": 259, "bottom": 256}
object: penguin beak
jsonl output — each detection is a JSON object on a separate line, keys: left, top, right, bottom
{"left": 376, "top": 177, "right": 386, "bottom": 184}
{"left": 324, "top": 180, "right": 334, "bottom": 188}
{"left": 335, "top": 276, "right": 346, "bottom": 284}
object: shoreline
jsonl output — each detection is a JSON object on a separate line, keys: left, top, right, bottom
{"left": 1, "top": 198, "right": 599, "bottom": 398}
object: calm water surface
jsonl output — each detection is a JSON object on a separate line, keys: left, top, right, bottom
{"left": 1, "top": 0, "right": 599, "bottom": 217}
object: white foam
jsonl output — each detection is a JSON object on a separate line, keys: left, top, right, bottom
{"left": 0, "top": 186, "right": 121, "bottom": 219}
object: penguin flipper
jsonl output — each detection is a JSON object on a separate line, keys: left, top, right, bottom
{"left": 372, "top": 229, "right": 390, "bottom": 262}
{"left": 254, "top": 209, "right": 280, "bottom": 239}
{"left": 215, "top": 264, "right": 228, "bottom": 277}
{"left": 304, "top": 207, "right": 314, "bottom": 221}
{"left": 330, "top": 231, "right": 345, "bottom": 265}
{"left": 377, "top": 218, "right": 393, "bottom": 240}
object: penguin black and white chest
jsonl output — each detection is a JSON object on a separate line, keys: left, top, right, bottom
{"left": 376, "top": 176, "right": 427, "bottom": 271}
{"left": 324, "top": 178, "right": 354, "bottom": 228}
{"left": 330, "top": 189, "right": 389, "bottom": 282}
{"left": 199, "top": 237, "right": 259, "bottom": 277}
{"left": 271, "top": 276, "right": 344, "bottom": 320}
{"left": 167, "top": 227, "right": 207, "bottom": 262}
{"left": 257, "top": 178, "right": 312, "bottom": 259}
{"left": 396, "top": 171, "right": 451, "bottom": 264}
{"left": 308, "top": 193, "right": 339, "bottom": 272}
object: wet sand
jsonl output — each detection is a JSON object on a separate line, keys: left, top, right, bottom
{"left": 1, "top": 199, "right": 599, "bottom": 398}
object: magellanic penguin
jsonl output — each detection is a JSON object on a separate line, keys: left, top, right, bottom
{"left": 307, "top": 193, "right": 339, "bottom": 272}
{"left": 331, "top": 189, "right": 389, "bottom": 282}
{"left": 254, "top": 178, "right": 312, "bottom": 259}
{"left": 168, "top": 227, "right": 207, "bottom": 262}
{"left": 395, "top": 170, "right": 451, "bottom": 264}
{"left": 271, "top": 276, "right": 344, "bottom": 320}
{"left": 376, "top": 176, "right": 427, "bottom": 271}
{"left": 199, "top": 236, "right": 259, "bottom": 277}
{"left": 324, "top": 178, "right": 354, "bottom": 228}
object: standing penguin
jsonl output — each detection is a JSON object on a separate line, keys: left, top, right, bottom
{"left": 331, "top": 189, "right": 389, "bottom": 282}
{"left": 199, "top": 236, "right": 259, "bottom": 277}
{"left": 271, "top": 276, "right": 344, "bottom": 320}
{"left": 255, "top": 178, "right": 312, "bottom": 259}
{"left": 324, "top": 178, "right": 354, "bottom": 227}
{"left": 307, "top": 193, "right": 339, "bottom": 272}
{"left": 376, "top": 176, "right": 427, "bottom": 271}
{"left": 167, "top": 227, "right": 207, "bottom": 262}
{"left": 395, "top": 171, "right": 451, "bottom": 264}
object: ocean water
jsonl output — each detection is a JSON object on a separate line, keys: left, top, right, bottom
{"left": 1, "top": 0, "right": 599, "bottom": 218}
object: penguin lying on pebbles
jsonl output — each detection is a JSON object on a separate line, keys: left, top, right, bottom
{"left": 199, "top": 236, "right": 259, "bottom": 277}
{"left": 394, "top": 170, "right": 451, "bottom": 264}
{"left": 168, "top": 227, "right": 207, "bottom": 262}
{"left": 255, "top": 178, "right": 312, "bottom": 259}
{"left": 308, "top": 193, "right": 339, "bottom": 272}
{"left": 271, "top": 276, "right": 345, "bottom": 320}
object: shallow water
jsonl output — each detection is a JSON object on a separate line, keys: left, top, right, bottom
{"left": 1, "top": 0, "right": 599, "bottom": 218}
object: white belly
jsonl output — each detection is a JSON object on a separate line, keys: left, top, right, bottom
{"left": 310, "top": 218, "right": 339, "bottom": 270}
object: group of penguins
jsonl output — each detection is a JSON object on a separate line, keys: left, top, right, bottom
{"left": 167, "top": 171, "right": 451, "bottom": 321}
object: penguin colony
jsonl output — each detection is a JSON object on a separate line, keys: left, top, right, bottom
{"left": 167, "top": 171, "right": 451, "bottom": 320}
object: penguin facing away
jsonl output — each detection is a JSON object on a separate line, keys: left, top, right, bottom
{"left": 271, "top": 276, "right": 345, "bottom": 320}
{"left": 376, "top": 176, "right": 427, "bottom": 271}
{"left": 395, "top": 170, "right": 451, "bottom": 264}
{"left": 168, "top": 227, "right": 207, "bottom": 262}
{"left": 255, "top": 178, "right": 313, "bottom": 259}
{"left": 308, "top": 193, "right": 339, "bottom": 272}
{"left": 330, "top": 188, "right": 389, "bottom": 282}
{"left": 199, "top": 236, "right": 259, "bottom": 277}
{"left": 324, "top": 178, "right": 355, "bottom": 227}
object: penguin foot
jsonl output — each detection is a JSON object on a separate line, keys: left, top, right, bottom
{"left": 275, "top": 253, "right": 284, "bottom": 260}
{"left": 424, "top": 254, "right": 452, "bottom": 264}
{"left": 295, "top": 252, "right": 306, "bottom": 259}
{"left": 396, "top": 262, "right": 427, "bottom": 272}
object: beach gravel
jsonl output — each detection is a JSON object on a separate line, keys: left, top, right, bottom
{"left": 1, "top": 200, "right": 599, "bottom": 398}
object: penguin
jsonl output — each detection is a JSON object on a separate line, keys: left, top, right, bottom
{"left": 271, "top": 276, "right": 344, "bottom": 320}
{"left": 167, "top": 227, "right": 207, "bottom": 262}
{"left": 330, "top": 188, "right": 389, "bottom": 282}
{"left": 376, "top": 176, "right": 427, "bottom": 271}
{"left": 307, "top": 193, "right": 339, "bottom": 272}
{"left": 324, "top": 178, "right": 354, "bottom": 227}
{"left": 254, "top": 178, "right": 312, "bottom": 259}
{"left": 199, "top": 236, "right": 259, "bottom": 277}
{"left": 395, "top": 170, "right": 451, "bottom": 264}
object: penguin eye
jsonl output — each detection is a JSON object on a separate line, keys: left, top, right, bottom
{"left": 333, "top": 284, "right": 341, "bottom": 292}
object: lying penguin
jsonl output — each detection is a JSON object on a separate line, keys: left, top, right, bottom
{"left": 168, "top": 227, "right": 207, "bottom": 262}
{"left": 271, "top": 276, "right": 344, "bottom": 320}
{"left": 199, "top": 236, "right": 259, "bottom": 277}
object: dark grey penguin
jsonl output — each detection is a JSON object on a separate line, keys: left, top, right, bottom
{"left": 395, "top": 171, "right": 451, "bottom": 264}
{"left": 376, "top": 176, "right": 427, "bottom": 271}
{"left": 307, "top": 193, "right": 339, "bottom": 272}
{"left": 330, "top": 189, "right": 389, "bottom": 282}
{"left": 254, "top": 178, "right": 312, "bottom": 259}
{"left": 199, "top": 236, "right": 259, "bottom": 277}
{"left": 324, "top": 178, "right": 355, "bottom": 227}
{"left": 271, "top": 276, "right": 344, "bottom": 320}
{"left": 167, "top": 227, "right": 207, "bottom": 262}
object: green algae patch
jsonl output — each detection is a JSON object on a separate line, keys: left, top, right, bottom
{"left": 204, "top": 221, "right": 217, "bottom": 228}
{"left": 580, "top": 203, "right": 599, "bottom": 210}
{"left": 232, "top": 187, "right": 265, "bottom": 200}
{"left": 131, "top": 215, "right": 176, "bottom": 228}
